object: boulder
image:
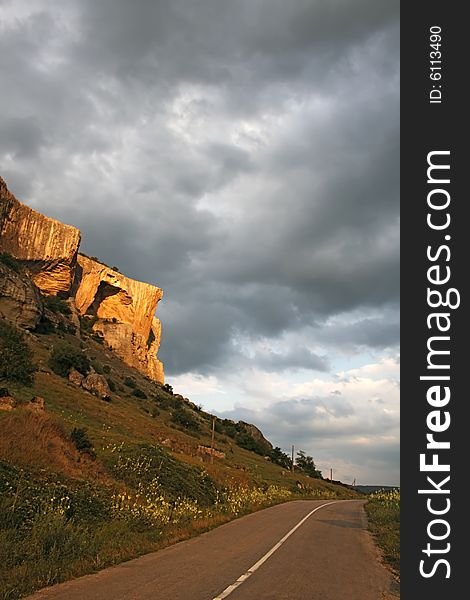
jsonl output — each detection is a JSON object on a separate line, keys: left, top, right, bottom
{"left": 0, "top": 396, "right": 17, "bottom": 411}
{"left": 82, "top": 371, "right": 111, "bottom": 400}
{"left": 27, "top": 396, "right": 45, "bottom": 412}
{"left": 68, "top": 368, "right": 85, "bottom": 386}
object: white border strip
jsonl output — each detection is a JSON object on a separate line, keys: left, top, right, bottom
{"left": 212, "top": 500, "right": 339, "bottom": 599}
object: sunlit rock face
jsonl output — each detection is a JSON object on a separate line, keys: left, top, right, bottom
{"left": 0, "top": 176, "right": 80, "bottom": 296}
{"left": 74, "top": 254, "right": 164, "bottom": 383}
{"left": 0, "top": 177, "right": 164, "bottom": 383}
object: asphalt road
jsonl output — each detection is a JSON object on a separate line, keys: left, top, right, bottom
{"left": 26, "top": 500, "right": 399, "bottom": 600}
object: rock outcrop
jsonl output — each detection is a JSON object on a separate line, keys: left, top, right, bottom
{"left": 27, "top": 396, "right": 46, "bottom": 412}
{"left": 69, "top": 367, "right": 112, "bottom": 400}
{"left": 239, "top": 421, "right": 273, "bottom": 453}
{"left": 0, "top": 396, "right": 17, "bottom": 411}
{"left": 0, "top": 177, "right": 164, "bottom": 383}
{"left": 0, "top": 177, "right": 80, "bottom": 295}
{"left": 0, "top": 262, "right": 43, "bottom": 329}
{"left": 74, "top": 254, "right": 164, "bottom": 383}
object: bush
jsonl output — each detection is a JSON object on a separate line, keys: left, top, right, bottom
{"left": 0, "top": 252, "right": 21, "bottom": 273}
{"left": 79, "top": 315, "right": 98, "bottom": 334}
{"left": 70, "top": 428, "right": 96, "bottom": 459}
{"left": 106, "top": 378, "right": 116, "bottom": 392}
{"left": 158, "top": 395, "right": 181, "bottom": 410}
{"left": 0, "top": 320, "right": 37, "bottom": 385}
{"left": 123, "top": 377, "right": 136, "bottom": 389}
{"left": 48, "top": 344, "right": 90, "bottom": 378}
{"left": 235, "top": 433, "right": 265, "bottom": 455}
{"left": 102, "top": 364, "right": 111, "bottom": 374}
{"left": 131, "top": 388, "right": 147, "bottom": 399}
{"left": 162, "top": 383, "right": 173, "bottom": 395}
{"left": 34, "top": 318, "right": 55, "bottom": 335}
{"left": 91, "top": 361, "right": 104, "bottom": 374}
{"left": 170, "top": 407, "right": 200, "bottom": 432}
{"left": 43, "top": 296, "right": 71, "bottom": 315}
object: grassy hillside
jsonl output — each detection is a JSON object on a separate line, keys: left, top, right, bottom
{"left": 365, "top": 490, "right": 400, "bottom": 576}
{"left": 1, "top": 319, "right": 358, "bottom": 599}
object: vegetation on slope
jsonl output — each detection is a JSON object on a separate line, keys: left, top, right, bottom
{"left": 0, "top": 311, "right": 358, "bottom": 600}
{"left": 365, "top": 489, "right": 400, "bottom": 575}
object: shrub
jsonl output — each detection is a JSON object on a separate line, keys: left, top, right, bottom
{"left": 34, "top": 318, "right": 55, "bottom": 335}
{"left": 158, "top": 395, "right": 180, "bottom": 410}
{"left": 0, "top": 319, "right": 37, "bottom": 385}
{"left": 162, "top": 383, "right": 173, "bottom": 395}
{"left": 43, "top": 295, "right": 71, "bottom": 315}
{"left": 106, "top": 378, "right": 116, "bottom": 392}
{"left": 123, "top": 377, "right": 136, "bottom": 388}
{"left": 171, "top": 407, "right": 200, "bottom": 432}
{"left": 48, "top": 344, "right": 90, "bottom": 378}
{"left": 269, "top": 447, "right": 292, "bottom": 469}
{"left": 91, "top": 361, "right": 104, "bottom": 374}
{"left": 70, "top": 428, "right": 96, "bottom": 459}
{"left": 79, "top": 315, "right": 98, "bottom": 334}
{"left": 131, "top": 388, "right": 147, "bottom": 399}
{"left": 102, "top": 364, "right": 111, "bottom": 374}
{"left": 0, "top": 252, "right": 21, "bottom": 273}
{"left": 235, "top": 432, "right": 265, "bottom": 455}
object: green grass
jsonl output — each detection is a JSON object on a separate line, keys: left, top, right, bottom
{"left": 365, "top": 490, "right": 400, "bottom": 575}
{"left": 0, "top": 324, "right": 359, "bottom": 599}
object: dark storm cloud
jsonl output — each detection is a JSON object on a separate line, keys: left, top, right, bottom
{"left": 0, "top": 0, "right": 399, "bottom": 375}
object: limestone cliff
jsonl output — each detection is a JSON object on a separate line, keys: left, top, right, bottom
{"left": 0, "top": 177, "right": 80, "bottom": 295}
{"left": 0, "top": 177, "right": 164, "bottom": 383}
{"left": 74, "top": 254, "right": 164, "bottom": 383}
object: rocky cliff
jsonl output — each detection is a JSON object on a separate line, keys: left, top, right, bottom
{"left": 0, "top": 177, "right": 164, "bottom": 383}
{"left": 74, "top": 254, "right": 164, "bottom": 383}
{"left": 0, "top": 177, "right": 80, "bottom": 296}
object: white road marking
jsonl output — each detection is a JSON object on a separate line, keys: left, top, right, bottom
{"left": 212, "top": 500, "right": 340, "bottom": 599}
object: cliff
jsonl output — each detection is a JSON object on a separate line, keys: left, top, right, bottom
{"left": 0, "top": 177, "right": 164, "bottom": 383}
{"left": 74, "top": 254, "right": 164, "bottom": 383}
{"left": 0, "top": 262, "right": 43, "bottom": 329}
{"left": 0, "top": 177, "right": 80, "bottom": 295}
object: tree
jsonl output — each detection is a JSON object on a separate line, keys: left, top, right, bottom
{"left": 269, "top": 447, "right": 292, "bottom": 469}
{"left": 162, "top": 383, "right": 173, "bottom": 395}
{"left": 0, "top": 319, "right": 37, "bottom": 385}
{"left": 296, "top": 450, "right": 322, "bottom": 478}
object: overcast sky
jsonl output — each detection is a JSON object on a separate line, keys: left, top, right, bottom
{"left": 0, "top": 0, "right": 399, "bottom": 485}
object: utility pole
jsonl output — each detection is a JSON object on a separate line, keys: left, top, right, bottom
{"left": 291, "top": 445, "right": 295, "bottom": 473}
{"left": 210, "top": 416, "right": 216, "bottom": 464}
{"left": 330, "top": 468, "right": 333, "bottom": 482}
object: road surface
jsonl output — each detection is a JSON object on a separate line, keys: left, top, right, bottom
{"left": 26, "top": 499, "right": 399, "bottom": 600}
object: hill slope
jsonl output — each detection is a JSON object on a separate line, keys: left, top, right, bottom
{"left": 0, "top": 308, "right": 357, "bottom": 600}
{"left": 1, "top": 176, "right": 358, "bottom": 599}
